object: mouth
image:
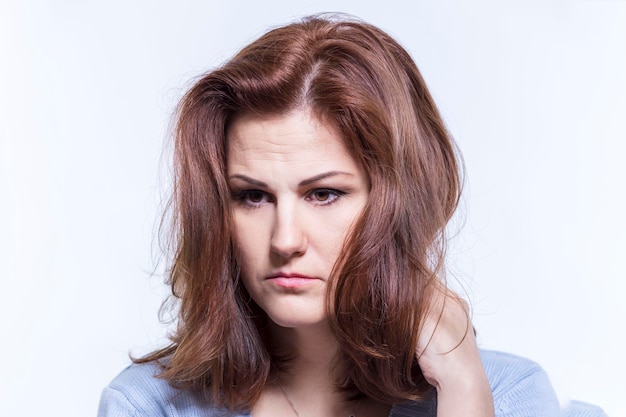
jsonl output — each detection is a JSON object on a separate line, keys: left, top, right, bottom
{"left": 265, "top": 272, "right": 319, "bottom": 289}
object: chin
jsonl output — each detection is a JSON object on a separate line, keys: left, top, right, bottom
{"left": 266, "top": 311, "right": 328, "bottom": 330}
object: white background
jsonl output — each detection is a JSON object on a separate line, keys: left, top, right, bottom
{"left": 1, "top": 1, "right": 624, "bottom": 416}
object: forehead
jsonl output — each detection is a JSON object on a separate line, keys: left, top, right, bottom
{"left": 226, "top": 110, "right": 355, "bottom": 166}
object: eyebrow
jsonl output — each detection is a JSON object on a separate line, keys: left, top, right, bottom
{"left": 228, "top": 171, "right": 352, "bottom": 188}
{"left": 298, "top": 171, "right": 352, "bottom": 186}
{"left": 228, "top": 174, "right": 267, "bottom": 187}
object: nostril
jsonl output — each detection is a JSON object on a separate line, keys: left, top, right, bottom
{"left": 270, "top": 228, "right": 307, "bottom": 258}
{"left": 270, "top": 238, "right": 307, "bottom": 258}
{"left": 270, "top": 202, "right": 309, "bottom": 258}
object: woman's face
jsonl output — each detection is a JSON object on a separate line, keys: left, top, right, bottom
{"left": 227, "top": 109, "right": 369, "bottom": 329}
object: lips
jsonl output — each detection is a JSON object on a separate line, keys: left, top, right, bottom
{"left": 265, "top": 272, "right": 319, "bottom": 289}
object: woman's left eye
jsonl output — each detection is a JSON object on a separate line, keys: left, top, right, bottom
{"left": 306, "top": 189, "right": 345, "bottom": 205}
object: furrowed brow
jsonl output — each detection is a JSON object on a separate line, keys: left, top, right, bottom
{"left": 298, "top": 171, "right": 352, "bottom": 187}
{"left": 228, "top": 174, "right": 268, "bottom": 187}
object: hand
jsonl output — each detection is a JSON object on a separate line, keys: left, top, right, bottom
{"left": 417, "top": 289, "right": 494, "bottom": 417}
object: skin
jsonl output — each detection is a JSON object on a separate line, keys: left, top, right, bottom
{"left": 417, "top": 291, "right": 495, "bottom": 417}
{"left": 227, "top": 109, "right": 369, "bottom": 330}
{"left": 227, "top": 109, "right": 494, "bottom": 417}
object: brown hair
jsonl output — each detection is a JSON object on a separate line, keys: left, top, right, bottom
{"left": 137, "top": 14, "right": 462, "bottom": 411}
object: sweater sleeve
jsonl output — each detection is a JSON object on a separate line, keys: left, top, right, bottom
{"left": 98, "top": 386, "right": 145, "bottom": 417}
{"left": 97, "top": 362, "right": 249, "bottom": 417}
{"left": 97, "top": 362, "right": 174, "bottom": 417}
{"left": 561, "top": 400, "right": 608, "bottom": 417}
{"left": 481, "top": 350, "right": 561, "bottom": 417}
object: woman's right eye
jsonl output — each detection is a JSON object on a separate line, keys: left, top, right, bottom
{"left": 234, "top": 190, "right": 273, "bottom": 207}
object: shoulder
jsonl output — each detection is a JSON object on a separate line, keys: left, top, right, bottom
{"left": 392, "top": 351, "right": 560, "bottom": 417}
{"left": 480, "top": 350, "right": 608, "bottom": 417}
{"left": 480, "top": 350, "right": 561, "bottom": 416}
{"left": 97, "top": 361, "right": 249, "bottom": 417}
{"left": 395, "top": 351, "right": 606, "bottom": 417}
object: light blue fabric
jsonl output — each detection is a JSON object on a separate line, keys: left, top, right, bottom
{"left": 98, "top": 350, "right": 607, "bottom": 417}
{"left": 561, "top": 401, "right": 608, "bottom": 417}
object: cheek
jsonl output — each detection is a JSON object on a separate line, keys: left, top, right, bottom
{"left": 232, "top": 212, "right": 266, "bottom": 275}
{"left": 315, "top": 208, "right": 363, "bottom": 260}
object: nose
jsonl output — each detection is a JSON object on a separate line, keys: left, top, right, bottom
{"left": 270, "top": 201, "right": 308, "bottom": 259}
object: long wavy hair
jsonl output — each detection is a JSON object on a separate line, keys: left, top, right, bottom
{"left": 136, "top": 14, "right": 462, "bottom": 411}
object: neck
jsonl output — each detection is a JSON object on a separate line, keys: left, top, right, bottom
{"left": 254, "top": 322, "right": 391, "bottom": 417}
{"left": 269, "top": 321, "right": 341, "bottom": 382}
{"left": 269, "top": 321, "right": 352, "bottom": 415}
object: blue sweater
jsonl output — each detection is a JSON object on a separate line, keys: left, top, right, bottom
{"left": 98, "top": 350, "right": 606, "bottom": 417}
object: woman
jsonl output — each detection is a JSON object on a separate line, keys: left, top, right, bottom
{"left": 99, "top": 15, "right": 568, "bottom": 417}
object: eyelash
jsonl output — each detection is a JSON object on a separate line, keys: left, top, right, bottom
{"left": 233, "top": 188, "right": 346, "bottom": 208}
